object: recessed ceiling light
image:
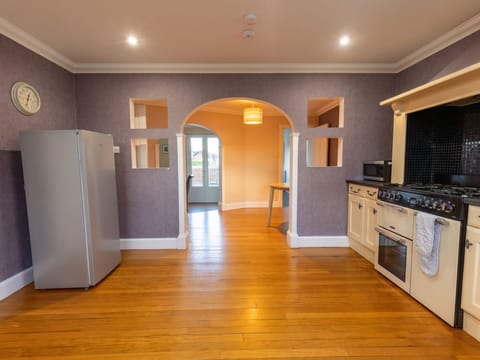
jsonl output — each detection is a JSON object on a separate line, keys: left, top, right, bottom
{"left": 339, "top": 35, "right": 350, "bottom": 47}
{"left": 126, "top": 35, "right": 139, "bottom": 46}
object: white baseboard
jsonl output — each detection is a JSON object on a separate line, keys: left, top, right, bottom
{"left": 289, "top": 235, "right": 349, "bottom": 248}
{"left": 120, "top": 237, "right": 180, "bottom": 250}
{"left": 220, "top": 201, "right": 281, "bottom": 211}
{"left": 0, "top": 267, "right": 33, "bottom": 301}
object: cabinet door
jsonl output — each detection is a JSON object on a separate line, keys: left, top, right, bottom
{"left": 363, "top": 199, "right": 377, "bottom": 251}
{"left": 462, "top": 226, "right": 480, "bottom": 319}
{"left": 348, "top": 195, "right": 364, "bottom": 243}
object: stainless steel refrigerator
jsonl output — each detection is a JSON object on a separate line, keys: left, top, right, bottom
{"left": 20, "top": 130, "right": 121, "bottom": 289}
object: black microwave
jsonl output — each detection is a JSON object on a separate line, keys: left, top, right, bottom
{"left": 363, "top": 160, "right": 392, "bottom": 182}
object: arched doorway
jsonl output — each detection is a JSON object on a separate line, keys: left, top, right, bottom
{"left": 176, "top": 98, "right": 298, "bottom": 248}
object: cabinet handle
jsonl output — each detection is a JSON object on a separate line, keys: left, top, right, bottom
{"left": 466, "top": 239, "right": 474, "bottom": 249}
{"left": 373, "top": 208, "right": 377, "bottom": 215}
{"left": 367, "top": 190, "right": 377, "bottom": 196}
{"left": 358, "top": 204, "right": 363, "bottom": 209}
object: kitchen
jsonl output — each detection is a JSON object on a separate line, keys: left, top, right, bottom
{"left": 1, "top": 1, "right": 480, "bottom": 357}
{"left": 347, "top": 64, "right": 480, "bottom": 340}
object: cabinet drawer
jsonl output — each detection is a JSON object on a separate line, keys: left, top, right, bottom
{"left": 348, "top": 184, "right": 378, "bottom": 200}
{"left": 363, "top": 186, "right": 378, "bottom": 200}
{"left": 468, "top": 206, "right": 480, "bottom": 228}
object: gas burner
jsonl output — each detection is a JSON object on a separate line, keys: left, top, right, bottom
{"left": 378, "top": 183, "right": 466, "bottom": 220}
{"left": 403, "top": 183, "right": 480, "bottom": 198}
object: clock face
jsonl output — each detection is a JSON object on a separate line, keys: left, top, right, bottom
{"left": 11, "top": 82, "right": 41, "bottom": 115}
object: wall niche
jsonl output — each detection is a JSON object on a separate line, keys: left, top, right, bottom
{"left": 306, "top": 137, "right": 343, "bottom": 167}
{"left": 131, "top": 138, "right": 169, "bottom": 169}
{"left": 307, "top": 97, "right": 344, "bottom": 128}
{"left": 130, "top": 98, "right": 168, "bottom": 129}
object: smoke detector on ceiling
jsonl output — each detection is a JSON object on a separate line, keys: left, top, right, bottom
{"left": 244, "top": 12, "right": 257, "bottom": 25}
{"left": 242, "top": 29, "right": 256, "bottom": 39}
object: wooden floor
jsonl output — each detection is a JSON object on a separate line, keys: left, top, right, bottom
{"left": 1, "top": 207, "right": 480, "bottom": 359}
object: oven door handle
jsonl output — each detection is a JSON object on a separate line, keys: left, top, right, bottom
{"left": 375, "top": 226, "right": 409, "bottom": 245}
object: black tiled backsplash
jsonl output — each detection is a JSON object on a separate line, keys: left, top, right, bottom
{"left": 405, "top": 102, "right": 480, "bottom": 184}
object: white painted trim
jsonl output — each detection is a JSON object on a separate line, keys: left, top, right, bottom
{"left": 293, "top": 236, "right": 349, "bottom": 248}
{"left": 219, "top": 201, "right": 281, "bottom": 211}
{"left": 120, "top": 237, "right": 181, "bottom": 250}
{"left": 287, "top": 133, "right": 299, "bottom": 248}
{"left": 394, "top": 13, "right": 480, "bottom": 72}
{"left": 0, "top": 267, "right": 33, "bottom": 301}
{"left": 176, "top": 133, "right": 188, "bottom": 249}
{"left": 0, "top": 16, "right": 75, "bottom": 72}
{"left": 73, "top": 62, "right": 397, "bottom": 74}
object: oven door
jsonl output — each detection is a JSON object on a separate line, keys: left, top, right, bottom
{"left": 375, "top": 226, "right": 412, "bottom": 293}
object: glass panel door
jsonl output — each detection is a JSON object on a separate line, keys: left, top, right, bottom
{"left": 187, "top": 135, "right": 220, "bottom": 203}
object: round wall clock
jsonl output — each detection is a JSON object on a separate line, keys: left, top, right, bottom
{"left": 10, "top": 81, "right": 41, "bottom": 115}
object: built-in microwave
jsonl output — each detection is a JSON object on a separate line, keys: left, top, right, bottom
{"left": 363, "top": 160, "right": 392, "bottom": 182}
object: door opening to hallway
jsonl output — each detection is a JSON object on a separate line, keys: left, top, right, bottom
{"left": 185, "top": 125, "right": 221, "bottom": 206}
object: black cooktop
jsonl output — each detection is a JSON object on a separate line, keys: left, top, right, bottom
{"left": 403, "top": 183, "right": 480, "bottom": 198}
{"left": 378, "top": 183, "right": 468, "bottom": 220}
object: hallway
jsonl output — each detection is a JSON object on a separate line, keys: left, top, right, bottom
{"left": 1, "top": 208, "right": 480, "bottom": 359}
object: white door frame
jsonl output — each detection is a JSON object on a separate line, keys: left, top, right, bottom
{"left": 176, "top": 131, "right": 299, "bottom": 249}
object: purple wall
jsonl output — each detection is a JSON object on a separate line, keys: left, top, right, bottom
{"left": 0, "top": 151, "right": 31, "bottom": 281}
{"left": 75, "top": 73, "right": 395, "bottom": 237}
{"left": 396, "top": 30, "right": 480, "bottom": 93}
{"left": 1, "top": 28, "right": 477, "bottom": 282}
{"left": 0, "top": 35, "right": 76, "bottom": 281}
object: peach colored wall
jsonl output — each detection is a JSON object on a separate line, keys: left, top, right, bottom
{"left": 146, "top": 105, "right": 168, "bottom": 128}
{"left": 187, "top": 111, "right": 289, "bottom": 207}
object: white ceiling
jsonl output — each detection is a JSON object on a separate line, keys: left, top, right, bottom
{"left": 1, "top": 0, "right": 480, "bottom": 73}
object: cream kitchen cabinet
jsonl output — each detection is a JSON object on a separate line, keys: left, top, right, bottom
{"left": 347, "top": 183, "right": 378, "bottom": 264}
{"left": 462, "top": 205, "right": 480, "bottom": 342}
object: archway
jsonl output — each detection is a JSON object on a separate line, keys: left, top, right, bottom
{"left": 176, "top": 98, "right": 298, "bottom": 249}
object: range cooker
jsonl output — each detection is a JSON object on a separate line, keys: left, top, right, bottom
{"left": 375, "top": 182, "right": 476, "bottom": 328}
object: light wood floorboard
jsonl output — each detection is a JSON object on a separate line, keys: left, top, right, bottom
{"left": 1, "top": 207, "right": 480, "bottom": 359}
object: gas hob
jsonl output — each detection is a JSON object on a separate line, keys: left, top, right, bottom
{"left": 377, "top": 183, "right": 471, "bottom": 220}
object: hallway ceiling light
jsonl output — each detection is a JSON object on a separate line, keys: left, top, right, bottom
{"left": 243, "top": 105, "right": 263, "bottom": 124}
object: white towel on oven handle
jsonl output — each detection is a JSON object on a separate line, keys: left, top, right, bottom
{"left": 415, "top": 212, "right": 441, "bottom": 277}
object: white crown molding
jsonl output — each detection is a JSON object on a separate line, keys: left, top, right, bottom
{"left": 73, "top": 62, "right": 397, "bottom": 74}
{"left": 1, "top": 13, "right": 479, "bottom": 74}
{"left": 0, "top": 16, "right": 75, "bottom": 72}
{"left": 394, "top": 12, "right": 480, "bottom": 72}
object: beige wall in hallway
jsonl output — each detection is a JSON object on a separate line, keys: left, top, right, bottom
{"left": 187, "top": 111, "right": 290, "bottom": 208}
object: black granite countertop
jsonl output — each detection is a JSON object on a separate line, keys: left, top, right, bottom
{"left": 463, "top": 198, "right": 480, "bottom": 207}
{"left": 346, "top": 179, "right": 390, "bottom": 188}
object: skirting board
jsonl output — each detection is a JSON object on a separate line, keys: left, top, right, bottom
{"left": 0, "top": 267, "right": 33, "bottom": 301}
{"left": 220, "top": 201, "right": 281, "bottom": 211}
{"left": 288, "top": 235, "right": 349, "bottom": 248}
{"left": 120, "top": 237, "right": 181, "bottom": 250}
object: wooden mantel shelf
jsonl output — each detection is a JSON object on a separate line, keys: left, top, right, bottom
{"left": 380, "top": 62, "right": 480, "bottom": 114}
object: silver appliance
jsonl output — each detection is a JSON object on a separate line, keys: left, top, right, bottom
{"left": 20, "top": 130, "right": 121, "bottom": 289}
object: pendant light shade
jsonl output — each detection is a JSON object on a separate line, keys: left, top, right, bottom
{"left": 243, "top": 106, "right": 263, "bottom": 124}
